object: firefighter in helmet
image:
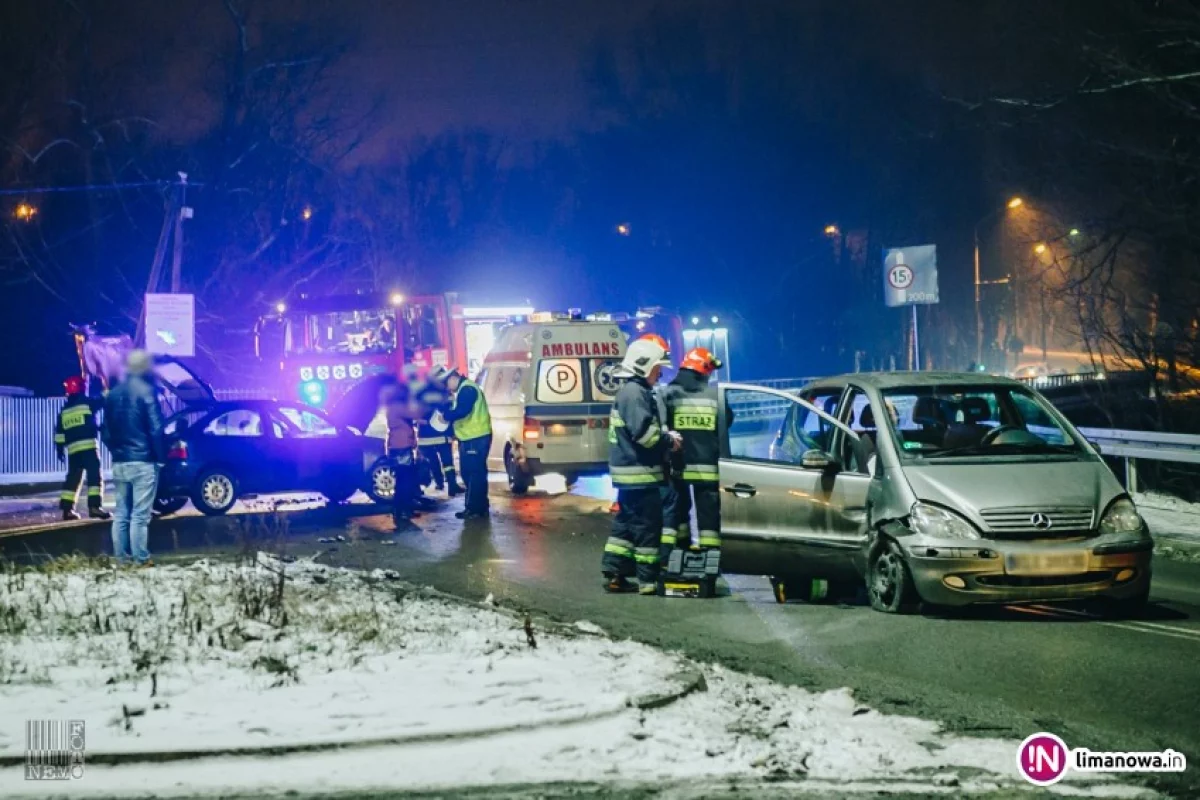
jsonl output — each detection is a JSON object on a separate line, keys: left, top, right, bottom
{"left": 56, "top": 375, "right": 111, "bottom": 521}
{"left": 602, "top": 334, "right": 679, "bottom": 594}
{"left": 661, "top": 347, "right": 723, "bottom": 556}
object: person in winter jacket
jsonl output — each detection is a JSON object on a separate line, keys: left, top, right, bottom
{"left": 661, "top": 347, "right": 723, "bottom": 556}
{"left": 56, "top": 375, "right": 111, "bottom": 521}
{"left": 382, "top": 382, "right": 420, "bottom": 524}
{"left": 602, "top": 335, "right": 679, "bottom": 594}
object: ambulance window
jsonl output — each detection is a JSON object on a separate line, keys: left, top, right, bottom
{"left": 536, "top": 359, "right": 584, "bottom": 403}
{"left": 590, "top": 359, "right": 621, "bottom": 401}
{"left": 507, "top": 367, "right": 525, "bottom": 398}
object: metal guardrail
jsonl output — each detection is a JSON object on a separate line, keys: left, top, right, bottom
{"left": 1077, "top": 427, "right": 1200, "bottom": 492}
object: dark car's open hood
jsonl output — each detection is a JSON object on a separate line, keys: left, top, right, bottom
{"left": 154, "top": 357, "right": 216, "bottom": 408}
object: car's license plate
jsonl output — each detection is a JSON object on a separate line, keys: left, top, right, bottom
{"left": 545, "top": 423, "right": 582, "bottom": 436}
{"left": 1006, "top": 551, "right": 1089, "bottom": 575}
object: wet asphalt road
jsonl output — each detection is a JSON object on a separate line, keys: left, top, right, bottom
{"left": 4, "top": 479, "right": 1200, "bottom": 797}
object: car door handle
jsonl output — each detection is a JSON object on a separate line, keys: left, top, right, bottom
{"left": 723, "top": 483, "right": 757, "bottom": 498}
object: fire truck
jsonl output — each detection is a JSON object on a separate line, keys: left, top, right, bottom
{"left": 254, "top": 291, "right": 532, "bottom": 427}
{"left": 254, "top": 292, "right": 689, "bottom": 428}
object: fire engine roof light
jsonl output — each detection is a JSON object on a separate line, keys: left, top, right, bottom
{"left": 691, "top": 316, "right": 700, "bottom": 325}
{"left": 711, "top": 315, "right": 719, "bottom": 324}
{"left": 389, "top": 292, "right": 405, "bottom": 306}
{"left": 461, "top": 306, "right": 535, "bottom": 318}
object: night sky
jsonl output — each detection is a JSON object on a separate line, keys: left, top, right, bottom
{"left": 1, "top": 1, "right": 1191, "bottom": 391}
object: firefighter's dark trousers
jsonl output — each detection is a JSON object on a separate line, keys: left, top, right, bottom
{"left": 419, "top": 442, "right": 456, "bottom": 489}
{"left": 663, "top": 479, "right": 721, "bottom": 552}
{"left": 61, "top": 449, "right": 103, "bottom": 511}
{"left": 602, "top": 486, "right": 663, "bottom": 584}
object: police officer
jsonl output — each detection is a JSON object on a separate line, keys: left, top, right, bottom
{"left": 661, "top": 347, "right": 722, "bottom": 554}
{"left": 56, "top": 375, "right": 111, "bottom": 521}
{"left": 417, "top": 414, "right": 463, "bottom": 496}
{"left": 602, "top": 336, "right": 677, "bottom": 594}
{"left": 438, "top": 367, "right": 492, "bottom": 520}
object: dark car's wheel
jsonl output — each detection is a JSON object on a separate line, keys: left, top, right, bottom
{"left": 366, "top": 459, "right": 395, "bottom": 504}
{"left": 153, "top": 496, "right": 188, "bottom": 517}
{"left": 506, "top": 450, "right": 531, "bottom": 495}
{"left": 322, "top": 480, "right": 357, "bottom": 505}
{"left": 192, "top": 469, "right": 239, "bottom": 516}
{"left": 867, "top": 539, "right": 919, "bottom": 614}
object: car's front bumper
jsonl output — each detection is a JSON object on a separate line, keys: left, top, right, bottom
{"left": 903, "top": 533, "right": 1153, "bottom": 607}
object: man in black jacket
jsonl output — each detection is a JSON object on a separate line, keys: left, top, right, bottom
{"left": 102, "top": 350, "right": 165, "bottom": 565}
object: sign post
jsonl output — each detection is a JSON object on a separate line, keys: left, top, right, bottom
{"left": 883, "top": 245, "right": 938, "bottom": 370}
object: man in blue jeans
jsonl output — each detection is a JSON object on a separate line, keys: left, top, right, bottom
{"left": 102, "top": 350, "right": 166, "bottom": 565}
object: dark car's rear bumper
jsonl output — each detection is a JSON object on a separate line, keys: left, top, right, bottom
{"left": 158, "top": 461, "right": 197, "bottom": 497}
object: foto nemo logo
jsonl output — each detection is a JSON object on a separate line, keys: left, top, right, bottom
{"left": 1017, "top": 732, "right": 1070, "bottom": 786}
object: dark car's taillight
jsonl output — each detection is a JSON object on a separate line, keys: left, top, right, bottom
{"left": 167, "top": 441, "right": 189, "bottom": 460}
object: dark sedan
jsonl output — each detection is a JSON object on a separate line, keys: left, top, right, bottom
{"left": 157, "top": 400, "right": 371, "bottom": 515}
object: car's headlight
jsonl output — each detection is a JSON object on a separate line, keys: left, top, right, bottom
{"left": 909, "top": 502, "right": 981, "bottom": 540}
{"left": 1099, "top": 497, "right": 1145, "bottom": 536}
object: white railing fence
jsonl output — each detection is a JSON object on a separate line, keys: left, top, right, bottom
{"left": 0, "top": 390, "right": 273, "bottom": 485}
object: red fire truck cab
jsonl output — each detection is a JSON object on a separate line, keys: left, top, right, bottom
{"left": 255, "top": 291, "right": 531, "bottom": 427}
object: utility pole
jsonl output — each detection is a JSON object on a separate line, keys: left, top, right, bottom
{"left": 974, "top": 227, "right": 983, "bottom": 365}
{"left": 170, "top": 172, "right": 191, "bottom": 293}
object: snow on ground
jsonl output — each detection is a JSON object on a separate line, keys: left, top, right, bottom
{"left": 1137, "top": 492, "right": 1200, "bottom": 562}
{"left": 1, "top": 555, "right": 1152, "bottom": 798}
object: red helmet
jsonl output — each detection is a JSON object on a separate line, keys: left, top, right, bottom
{"left": 680, "top": 347, "right": 722, "bottom": 376}
{"left": 63, "top": 375, "right": 85, "bottom": 395}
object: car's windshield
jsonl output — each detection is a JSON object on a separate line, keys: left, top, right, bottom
{"left": 881, "top": 384, "right": 1081, "bottom": 458}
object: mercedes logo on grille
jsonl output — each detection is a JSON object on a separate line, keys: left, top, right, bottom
{"left": 1030, "top": 513, "right": 1053, "bottom": 530}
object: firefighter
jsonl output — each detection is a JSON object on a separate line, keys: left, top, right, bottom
{"left": 602, "top": 336, "right": 678, "bottom": 594}
{"left": 661, "top": 347, "right": 723, "bottom": 556}
{"left": 417, "top": 414, "right": 463, "bottom": 496}
{"left": 438, "top": 367, "right": 492, "bottom": 520}
{"left": 55, "top": 375, "right": 111, "bottom": 521}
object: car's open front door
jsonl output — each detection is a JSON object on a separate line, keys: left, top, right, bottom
{"left": 717, "top": 383, "right": 867, "bottom": 580}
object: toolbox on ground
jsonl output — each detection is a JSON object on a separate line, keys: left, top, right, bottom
{"left": 656, "top": 548, "right": 720, "bottom": 598}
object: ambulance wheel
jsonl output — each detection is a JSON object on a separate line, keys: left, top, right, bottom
{"left": 506, "top": 451, "right": 531, "bottom": 495}
{"left": 769, "top": 576, "right": 788, "bottom": 604}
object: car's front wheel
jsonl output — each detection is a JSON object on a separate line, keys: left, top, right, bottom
{"left": 192, "top": 469, "right": 239, "bottom": 516}
{"left": 867, "top": 539, "right": 918, "bottom": 614}
{"left": 366, "top": 460, "right": 395, "bottom": 504}
{"left": 153, "top": 496, "right": 188, "bottom": 517}
{"left": 1101, "top": 587, "right": 1150, "bottom": 619}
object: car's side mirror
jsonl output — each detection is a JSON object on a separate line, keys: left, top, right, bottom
{"left": 801, "top": 449, "right": 838, "bottom": 472}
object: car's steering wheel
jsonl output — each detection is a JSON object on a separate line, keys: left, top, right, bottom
{"left": 980, "top": 424, "right": 1020, "bottom": 445}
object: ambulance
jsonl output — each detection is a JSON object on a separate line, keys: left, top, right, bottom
{"left": 480, "top": 311, "right": 627, "bottom": 493}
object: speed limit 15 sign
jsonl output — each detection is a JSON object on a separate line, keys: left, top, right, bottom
{"left": 882, "top": 245, "right": 938, "bottom": 307}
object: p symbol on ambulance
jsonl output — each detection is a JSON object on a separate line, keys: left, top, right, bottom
{"left": 546, "top": 364, "right": 579, "bottom": 395}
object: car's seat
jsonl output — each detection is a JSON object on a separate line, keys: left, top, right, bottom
{"left": 942, "top": 397, "right": 991, "bottom": 450}
{"left": 853, "top": 404, "right": 878, "bottom": 473}
{"left": 911, "top": 396, "right": 948, "bottom": 445}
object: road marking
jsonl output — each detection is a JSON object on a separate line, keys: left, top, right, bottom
{"left": 1027, "top": 603, "right": 1200, "bottom": 642}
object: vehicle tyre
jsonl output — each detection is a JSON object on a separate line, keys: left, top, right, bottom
{"left": 1101, "top": 587, "right": 1150, "bottom": 620}
{"left": 192, "top": 469, "right": 238, "bottom": 516}
{"left": 366, "top": 460, "right": 395, "bottom": 504}
{"left": 153, "top": 496, "right": 188, "bottom": 517}
{"left": 506, "top": 450, "right": 531, "bottom": 495}
{"left": 867, "top": 539, "right": 919, "bottom": 614}
{"left": 322, "top": 480, "right": 357, "bottom": 505}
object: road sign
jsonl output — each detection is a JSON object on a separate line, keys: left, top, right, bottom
{"left": 883, "top": 245, "right": 938, "bottom": 307}
{"left": 144, "top": 293, "right": 195, "bottom": 356}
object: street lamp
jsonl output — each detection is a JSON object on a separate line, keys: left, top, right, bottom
{"left": 615, "top": 222, "right": 631, "bottom": 236}
{"left": 973, "top": 196, "right": 1024, "bottom": 364}
{"left": 823, "top": 224, "right": 839, "bottom": 236}
{"left": 1069, "top": 228, "right": 1080, "bottom": 237}
{"left": 1033, "top": 242, "right": 1048, "bottom": 255}
{"left": 14, "top": 202, "right": 36, "bottom": 221}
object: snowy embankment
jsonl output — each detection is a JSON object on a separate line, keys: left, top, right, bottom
{"left": 1, "top": 556, "right": 1150, "bottom": 798}
{"left": 1136, "top": 492, "right": 1200, "bottom": 562}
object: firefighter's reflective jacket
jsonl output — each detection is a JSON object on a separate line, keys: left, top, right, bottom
{"left": 661, "top": 368, "right": 719, "bottom": 483}
{"left": 55, "top": 396, "right": 101, "bottom": 457}
{"left": 417, "top": 420, "right": 449, "bottom": 447}
{"left": 608, "top": 377, "right": 666, "bottom": 486}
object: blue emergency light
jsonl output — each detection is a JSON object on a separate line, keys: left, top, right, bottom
{"left": 299, "top": 379, "right": 327, "bottom": 407}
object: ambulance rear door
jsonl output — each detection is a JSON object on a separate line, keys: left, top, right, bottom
{"left": 527, "top": 323, "right": 625, "bottom": 468}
